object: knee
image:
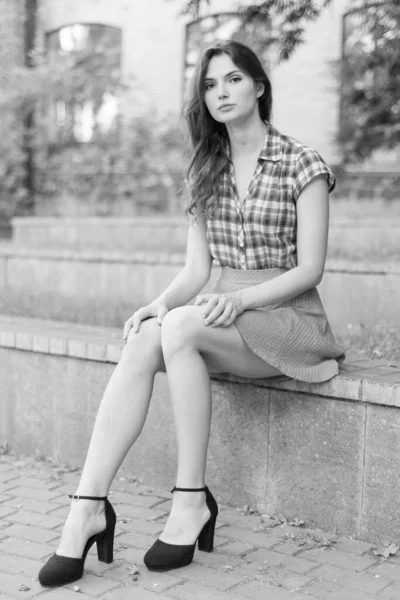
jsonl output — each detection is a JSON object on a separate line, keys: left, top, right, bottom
{"left": 121, "top": 318, "right": 163, "bottom": 372}
{"left": 161, "top": 306, "right": 202, "bottom": 358}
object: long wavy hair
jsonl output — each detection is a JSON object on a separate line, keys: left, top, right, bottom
{"left": 184, "top": 40, "right": 273, "bottom": 219}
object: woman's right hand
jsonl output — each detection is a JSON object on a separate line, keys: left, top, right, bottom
{"left": 122, "top": 301, "right": 169, "bottom": 343}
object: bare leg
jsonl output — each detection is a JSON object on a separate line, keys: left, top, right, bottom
{"left": 158, "top": 305, "right": 281, "bottom": 546}
{"left": 57, "top": 318, "right": 165, "bottom": 558}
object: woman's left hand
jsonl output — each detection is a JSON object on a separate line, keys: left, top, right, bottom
{"left": 194, "top": 292, "right": 244, "bottom": 328}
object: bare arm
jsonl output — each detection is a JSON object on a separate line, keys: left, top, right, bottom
{"left": 155, "top": 212, "right": 213, "bottom": 310}
{"left": 237, "top": 175, "right": 329, "bottom": 310}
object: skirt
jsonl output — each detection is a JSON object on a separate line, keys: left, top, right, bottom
{"left": 213, "top": 267, "right": 346, "bottom": 383}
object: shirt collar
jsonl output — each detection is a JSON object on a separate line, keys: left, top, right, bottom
{"left": 225, "top": 121, "right": 283, "bottom": 163}
{"left": 258, "top": 121, "right": 283, "bottom": 162}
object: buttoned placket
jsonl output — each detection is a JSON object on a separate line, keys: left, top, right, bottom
{"left": 229, "top": 158, "right": 263, "bottom": 270}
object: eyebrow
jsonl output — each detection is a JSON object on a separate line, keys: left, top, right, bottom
{"left": 204, "top": 70, "right": 243, "bottom": 82}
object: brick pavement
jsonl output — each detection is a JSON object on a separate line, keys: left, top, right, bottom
{"left": 1, "top": 454, "right": 400, "bottom": 600}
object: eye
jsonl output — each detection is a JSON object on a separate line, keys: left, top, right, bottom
{"left": 230, "top": 76, "right": 242, "bottom": 84}
{"left": 205, "top": 82, "right": 215, "bottom": 91}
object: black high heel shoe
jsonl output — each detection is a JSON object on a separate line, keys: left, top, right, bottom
{"left": 38, "top": 494, "right": 116, "bottom": 587}
{"left": 144, "top": 485, "right": 218, "bottom": 571}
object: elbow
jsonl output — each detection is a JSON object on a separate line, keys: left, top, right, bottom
{"left": 312, "top": 268, "right": 324, "bottom": 287}
{"left": 300, "top": 264, "right": 324, "bottom": 287}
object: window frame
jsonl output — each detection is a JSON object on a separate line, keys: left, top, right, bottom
{"left": 45, "top": 22, "right": 123, "bottom": 147}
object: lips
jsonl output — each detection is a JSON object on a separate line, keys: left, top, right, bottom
{"left": 218, "top": 104, "right": 234, "bottom": 110}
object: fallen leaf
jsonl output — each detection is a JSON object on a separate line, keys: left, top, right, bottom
{"left": 373, "top": 543, "right": 399, "bottom": 559}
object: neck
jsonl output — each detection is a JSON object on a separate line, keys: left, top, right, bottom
{"left": 226, "top": 112, "right": 268, "bottom": 159}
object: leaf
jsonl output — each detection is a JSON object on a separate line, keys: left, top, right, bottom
{"left": 373, "top": 543, "right": 399, "bottom": 558}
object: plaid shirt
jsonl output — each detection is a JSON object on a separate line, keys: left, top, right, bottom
{"left": 206, "top": 121, "right": 336, "bottom": 270}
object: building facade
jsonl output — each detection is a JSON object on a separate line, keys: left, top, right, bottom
{"left": 36, "top": 0, "right": 399, "bottom": 174}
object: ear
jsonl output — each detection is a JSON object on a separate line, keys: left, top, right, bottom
{"left": 255, "top": 82, "right": 264, "bottom": 98}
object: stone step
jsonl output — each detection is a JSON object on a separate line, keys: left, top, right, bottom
{"left": 9, "top": 216, "right": 400, "bottom": 261}
{"left": 0, "top": 245, "right": 399, "bottom": 334}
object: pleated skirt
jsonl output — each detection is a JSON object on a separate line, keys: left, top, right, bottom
{"left": 213, "top": 266, "right": 345, "bottom": 383}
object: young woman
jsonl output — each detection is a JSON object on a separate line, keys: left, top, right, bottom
{"left": 38, "top": 39, "right": 345, "bottom": 587}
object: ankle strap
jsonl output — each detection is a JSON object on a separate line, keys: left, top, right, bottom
{"left": 69, "top": 494, "right": 107, "bottom": 501}
{"left": 171, "top": 486, "right": 208, "bottom": 493}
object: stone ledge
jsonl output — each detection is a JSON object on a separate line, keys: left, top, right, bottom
{"left": 0, "top": 314, "right": 399, "bottom": 407}
{"left": 1, "top": 245, "right": 400, "bottom": 274}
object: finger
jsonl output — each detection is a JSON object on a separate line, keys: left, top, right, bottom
{"left": 221, "top": 309, "right": 239, "bottom": 327}
{"left": 194, "top": 295, "right": 208, "bottom": 306}
{"left": 204, "top": 298, "right": 227, "bottom": 325}
{"left": 132, "top": 311, "right": 144, "bottom": 333}
{"left": 202, "top": 296, "right": 221, "bottom": 319}
{"left": 122, "top": 317, "right": 133, "bottom": 342}
{"left": 211, "top": 304, "right": 234, "bottom": 327}
{"left": 157, "top": 305, "right": 169, "bottom": 325}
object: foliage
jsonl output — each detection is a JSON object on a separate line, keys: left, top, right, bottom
{"left": 0, "top": 21, "right": 188, "bottom": 219}
{"left": 339, "top": 2, "right": 400, "bottom": 162}
{"left": 172, "top": 0, "right": 400, "bottom": 163}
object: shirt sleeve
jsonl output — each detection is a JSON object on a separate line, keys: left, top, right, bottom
{"left": 292, "top": 146, "right": 336, "bottom": 203}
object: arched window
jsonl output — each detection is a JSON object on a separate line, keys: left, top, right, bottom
{"left": 46, "top": 23, "right": 122, "bottom": 145}
{"left": 183, "top": 13, "right": 271, "bottom": 96}
{"left": 340, "top": 2, "right": 399, "bottom": 164}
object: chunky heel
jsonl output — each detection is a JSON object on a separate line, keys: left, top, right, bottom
{"left": 38, "top": 494, "right": 116, "bottom": 588}
{"left": 96, "top": 524, "right": 115, "bottom": 563}
{"left": 144, "top": 485, "right": 219, "bottom": 571}
{"left": 197, "top": 515, "right": 216, "bottom": 552}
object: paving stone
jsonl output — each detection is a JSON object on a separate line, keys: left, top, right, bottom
{"left": 305, "top": 579, "right": 381, "bottom": 600}
{"left": 0, "top": 473, "right": 18, "bottom": 484}
{"left": 218, "top": 509, "right": 270, "bottom": 529}
{"left": 115, "top": 531, "right": 156, "bottom": 550}
{"left": 368, "top": 560, "right": 400, "bottom": 582}
{"left": 309, "top": 563, "right": 391, "bottom": 594}
{"left": 0, "top": 504, "right": 18, "bottom": 519}
{"left": 270, "top": 541, "right": 304, "bottom": 556}
{"left": 113, "top": 491, "right": 163, "bottom": 508}
{"left": 1, "top": 523, "right": 58, "bottom": 544}
{"left": 36, "top": 589, "right": 93, "bottom": 599}
{"left": 65, "top": 572, "right": 121, "bottom": 596}
{"left": 166, "top": 581, "right": 244, "bottom": 600}
{"left": 1, "top": 497, "right": 63, "bottom": 514}
{"left": 115, "top": 546, "right": 145, "bottom": 565}
{"left": 0, "top": 552, "right": 42, "bottom": 577}
{"left": 5, "top": 476, "right": 58, "bottom": 490}
{"left": 217, "top": 541, "right": 255, "bottom": 556}
{"left": 233, "top": 580, "right": 311, "bottom": 599}
{"left": 241, "top": 548, "right": 316, "bottom": 575}
{"left": 102, "top": 587, "right": 172, "bottom": 600}
{"left": 113, "top": 503, "right": 166, "bottom": 521}
{"left": 0, "top": 537, "right": 53, "bottom": 560}
{"left": 7, "top": 486, "right": 61, "bottom": 501}
{"left": 107, "top": 562, "right": 183, "bottom": 592}
{"left": 0, "top": 570, "right": 44, "bottom": 599}
{"left": 174, "top": 562, "right": 250, "bottom": 591}
{"left": 192, "top": 550, "right": 243, "bottom": 570}
{"left": 115, "top": 518, "right": 163, "bottom": 536}
{"left": 83, "top": 554, "right": 121, "bottom": 576}
{"left": 298, "top": 547, "right": 379, "bottom": 571}
{"left": 333, "top": 537, "right": 374, "bottom": 555}
{"left": 380, "top": 581, "right": 400, "bottom": 599}
{"left": 5, "top": 509, "right": 64, "bottom": 529}
{"left": 222, "top": 525, "right": 282, "bottom": 549}
{"left": 234, "top": 561, "right": 313, "bottom": 590}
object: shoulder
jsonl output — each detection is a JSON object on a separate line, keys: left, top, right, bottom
{"left": 267, "top": 124, "right": 336, "bottom": 200}
{"left": 267, "top": 123, "right": 322, "bottom": 163}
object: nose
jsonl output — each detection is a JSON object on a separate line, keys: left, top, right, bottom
{"left": 217, "top": 82, "right": 228, "bottom": 99}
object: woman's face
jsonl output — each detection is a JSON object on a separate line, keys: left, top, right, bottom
{"left": 203, "top": 54, "right": 263, "bottom": 124}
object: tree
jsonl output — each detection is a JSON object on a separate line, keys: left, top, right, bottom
{"left": 172, "top": 0, "right": 400, "bottom": 163}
